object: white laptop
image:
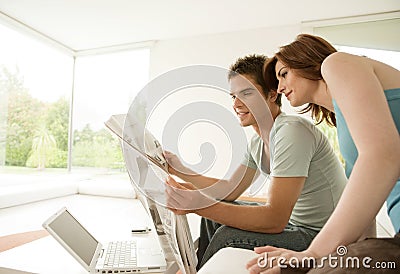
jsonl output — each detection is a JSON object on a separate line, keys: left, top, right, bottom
{"left": 42, "top": 207, "right": 167, "bottom": 274}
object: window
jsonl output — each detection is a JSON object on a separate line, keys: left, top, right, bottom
{"left": 0, "top": 23, "right": 73, "bottom": 182}
{"left": 0, "top": 22, "right": 150, "bottom": 186}
{"left": 313, "top": 18, "right": 400, "bottom": 52}
{"left": 72, "top": 49, "right": 149, "bottom": 174}
{"left": 336, "top": 45, "right": 400, "bottom": 70}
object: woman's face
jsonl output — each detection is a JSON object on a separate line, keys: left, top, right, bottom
{"left": 275, "top": 60, "right": 317, "bottom": 107}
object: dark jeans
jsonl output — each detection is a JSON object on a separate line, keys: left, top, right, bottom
{"left": 196, "top": 217, "right": 319, "bottom": 270}
{"left": 282, "top": 233, "right": 400, "bottom": 274}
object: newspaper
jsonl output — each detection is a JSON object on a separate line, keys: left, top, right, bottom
{"left": 105, "top": 113, "right": 197, "bottom": 274}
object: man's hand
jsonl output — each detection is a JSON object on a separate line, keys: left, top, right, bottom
{"left": 246, "top": 246, "right": 316, "bottom": 274}
{"left": 165, "top": 176, "right": 216, "bottom": 214}
{"left": 163, "top": 151, "right": 196, "bottom": 176}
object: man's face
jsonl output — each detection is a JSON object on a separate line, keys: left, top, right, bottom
{"left": 229, "top": 74, "right": 270, "bottom": 127}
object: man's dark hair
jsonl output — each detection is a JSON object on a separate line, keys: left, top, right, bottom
{"left": 228, "top": 54, "right": 282, "bottom": 107}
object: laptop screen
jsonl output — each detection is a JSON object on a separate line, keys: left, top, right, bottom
{"left": 47, "top": 209, "right": 98, "bottom": 266}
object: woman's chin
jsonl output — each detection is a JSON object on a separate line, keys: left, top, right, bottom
{"left": 288, "top": 100, "right": 302, "bottom": 108}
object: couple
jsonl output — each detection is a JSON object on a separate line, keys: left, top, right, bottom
{"left": 165, "top": 34, "right": 400, "bottom": 273}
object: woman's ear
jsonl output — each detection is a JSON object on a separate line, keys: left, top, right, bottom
{"left": 268, "top": 90, "right": 278, "bottom": 103}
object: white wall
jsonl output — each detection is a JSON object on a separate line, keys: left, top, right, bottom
{"left": 149, "top": 24, "right": 302, "bottom": 122}
{"left": 149, "top": 24, "right": 300, "bottom": 78}
{"left": 146, "top": 24, "right": 301, "bottom": 183}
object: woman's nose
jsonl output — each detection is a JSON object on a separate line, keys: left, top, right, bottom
{"left": 277, "top": 82, "right": 285, "bottom": 94}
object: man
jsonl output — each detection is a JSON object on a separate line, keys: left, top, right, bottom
{"left": 165, "top": 54, "right": 347, "bottom": 269}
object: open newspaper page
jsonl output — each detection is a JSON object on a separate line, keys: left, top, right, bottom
{"left": 175, "top": 215, "right": 198, "bottom": 273}
{"left": 105, "top": 113, "right": 197, "bottom": 274}
{"left": 104, "top": 114, "right": 168, "bottom": 172}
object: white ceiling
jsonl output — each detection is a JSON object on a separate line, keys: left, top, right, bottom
{"left": 0, "top": 0, "right": 399, "bottom": 53}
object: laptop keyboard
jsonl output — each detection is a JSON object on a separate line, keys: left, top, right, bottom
{"left": 104, "top": 241, "right": 137, "bottom": 268}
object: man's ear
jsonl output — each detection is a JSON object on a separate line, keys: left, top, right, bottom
{"left": 268, "top": 90, "right": 278, "bottom": 103}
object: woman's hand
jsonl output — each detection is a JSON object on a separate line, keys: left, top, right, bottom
{"left": 165, "top": 176, "right": 216, "bottom": 214}
{"left": 246, "top": 246, "right": 317, "bottom": 274}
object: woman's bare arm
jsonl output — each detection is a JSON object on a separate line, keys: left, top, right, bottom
{"left": 308, "top": 52, "right": 400, "bottom": 256}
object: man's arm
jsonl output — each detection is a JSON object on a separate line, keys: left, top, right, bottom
{"left": 165, "top": 151, "right": 258, "bottom": 201}
{"left": 193, "top": 176, "right": 305, "bottom": 233}
{"left": 207, "top": 164, "right": 259, "bottom": 201}
{"left": 183, "top": 164, "right": 258, "bottom": 202}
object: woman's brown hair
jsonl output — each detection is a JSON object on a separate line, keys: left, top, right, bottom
{"left": 264, "top": 34, "right": 337, "bottom": 127}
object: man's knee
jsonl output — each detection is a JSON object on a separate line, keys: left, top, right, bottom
{"left": 210, "top": 226, "right": 261, "bottom": 250}
{"left": 208, "top": 225, "right": 234, "bottom": 246}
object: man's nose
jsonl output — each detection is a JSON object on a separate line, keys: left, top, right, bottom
{"left": 233, "top": 96, "right": 243, "bottom": 107}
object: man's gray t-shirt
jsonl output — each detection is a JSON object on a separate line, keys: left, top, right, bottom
{"left": 242, "top": 113, "right": 347, "bottom": 231}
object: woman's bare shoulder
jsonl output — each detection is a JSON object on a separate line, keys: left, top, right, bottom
{"left": 322, "top": 52, "right": 364, "bottom": 70}
{"left": 322, "top": 52, "right": 400, "bottom": 89}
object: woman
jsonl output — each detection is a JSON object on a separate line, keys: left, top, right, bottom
{"left": 247, "top": 34, "right": 400, "bottom": 273}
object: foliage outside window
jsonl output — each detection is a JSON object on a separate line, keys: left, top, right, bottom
{"left": 1, "top": 66, "right": 69, "bottom": 169}
{"left": 0, "top": 23, "right": 149, "bottom": 176}
{"left": 316, "top": 121, "right": 344, "bottom": 166}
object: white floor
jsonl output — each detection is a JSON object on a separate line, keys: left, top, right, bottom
{"left": 0, "top": 194, "right": 173, "bottom": 274}
{"left": 0, "top": 194, "right": 151, "bottom": 240}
